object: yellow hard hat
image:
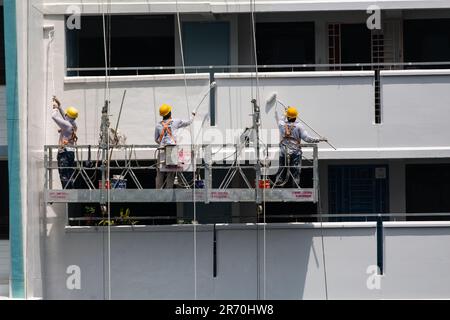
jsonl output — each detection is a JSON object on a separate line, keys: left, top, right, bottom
{"left": 159, "top": 104, "right": 172, "bottom": 117}
{"left": 65, "top": 107, "right": 79, "bottom": 119}
{"left": 286, "top": 107, "right": 298, "bottom": 119}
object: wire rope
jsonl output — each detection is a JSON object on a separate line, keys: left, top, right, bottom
{"left": 175, "top": 0, "right": 198, "bottom": 300}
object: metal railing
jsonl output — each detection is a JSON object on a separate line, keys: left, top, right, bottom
{"left": 66, "top": 61, "right": 450, "bottom": 76}
{"left": 44, "top": 143, "right": 319, "bottom": 204}
{"left": 66, "top": 212, "right": 450, "bottom": 227}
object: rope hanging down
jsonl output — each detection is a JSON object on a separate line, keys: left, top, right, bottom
{"left": 100, "top": 0, "right": 113, "bottom": 301}
{"left": 45, "top": 29, "right": 56, "bottom": 147}
{"left": 175, "top": 0, "right": 198, "bottom": 301}
{"left": 249, "top": 0, "right": 266, "bottom": 300}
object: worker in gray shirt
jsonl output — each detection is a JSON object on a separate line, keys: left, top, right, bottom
{"left": 154, "top": 103, "right": 196, "bottom": 189}
{"left": 274, "top": 106, "right": 327, "bottom": 188}
{"left": 52, "top": 96, "right": 79, "bottom": 189}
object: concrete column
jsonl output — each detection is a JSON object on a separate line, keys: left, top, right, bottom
{"left": 314, "top": 19, "right": 328, "bottom": 66}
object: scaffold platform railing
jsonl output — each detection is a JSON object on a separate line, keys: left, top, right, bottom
{"left": 44, "top": 144, "right": 319, "bottom": 204}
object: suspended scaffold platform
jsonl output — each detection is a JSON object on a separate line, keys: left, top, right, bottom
{"left": 44, "top": 144, "right": 319, "bottom": 204}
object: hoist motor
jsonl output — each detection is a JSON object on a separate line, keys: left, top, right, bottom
{"left": 165, "top": 145, "right": 179, "bottom": 167}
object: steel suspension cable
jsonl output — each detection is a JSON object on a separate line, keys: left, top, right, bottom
{"left": 101, "top": 0, "right": 113, "bottom": 301}
{"left": 249, "top": 0, "right": 266, "bottom": 300}
{"left": 175, "top": 0, "right": 198, "bottom": 300}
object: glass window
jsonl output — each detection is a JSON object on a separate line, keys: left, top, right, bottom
{"left": 256, "top": 22, "right": 315, "bottom": 71}
{"left": 66, "top": 15, "right": 175, "bottom": 76}
{"left": 404, "top": 19, "right": 450, "bottom": 66}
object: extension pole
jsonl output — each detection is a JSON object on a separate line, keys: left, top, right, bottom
{"left": 109, "top": 90, "right": 127, "bottom": 162}
{"left": 276, "top": 99, "right": 337, "bottom": 150}
{"left": 100, "top": 100, "right": 110, "bottom": 207}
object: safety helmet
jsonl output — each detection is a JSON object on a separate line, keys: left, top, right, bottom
{"left": 159, "top": 104, "right": 172, "bottom": 117}
{"left": 65, "top": 107, "right": 79, "bottom": 120}
{"left": 286, "top": 107, "right": 298, "bottom": 119}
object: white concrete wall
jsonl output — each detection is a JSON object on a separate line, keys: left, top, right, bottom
{"left": 215, "top": 71, "right": 377, "bottom": 149}
{"left": 0, "top": 86, "right": 6, "bottom": 147}
{"left": 25, "top": 0, "right": 46, "bottom": 299}
{"left": 38, "top": 10, "right": 450, "bottom": 159}
{"left": 51, "top": 69, "right": 450, "bottom": 160}
{"left": 16, "top": 4, "right": 450, "bottom": 300}
{"left": 39, "top": 221, "right": 450, "bottom": 299}
{"left": 383, "top": 222, "right": 450, "bottom": 299}
{"left": 380, "top": 70, "right": 450, "bottom": 149}
{"left": 60, "top": 75, "right": 211, "bottom": 146}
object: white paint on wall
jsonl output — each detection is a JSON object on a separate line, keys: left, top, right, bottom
{"left": 380, "top": 70, "right": 450, "bottom": 148}
{"left": 38, "top": 222, "right": 450, "bottom": 299}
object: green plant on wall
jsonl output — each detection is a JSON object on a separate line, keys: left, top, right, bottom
{"left": 98, "top": 218, "right": 116, "bottom": 226}
{"left": 117, "top": 208, "right": 138, "bottom": 225}
{"left": 98, "top": 208, "right": 138, "bottom": 226}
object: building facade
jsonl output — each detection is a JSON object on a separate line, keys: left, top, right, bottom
{"left": 2, "top": 0, "right": 450, "bottom": 299}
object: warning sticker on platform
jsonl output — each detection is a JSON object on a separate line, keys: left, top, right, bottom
{"left": 291, "top": 191, "right": 314, "bottom": 199}
{"left": 48, "top": 191, "right": 70, "bottom": 200}
{"left": 211, "top": 191, "right": 230, "bottom": 200}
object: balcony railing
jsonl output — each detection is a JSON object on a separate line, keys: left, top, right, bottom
{"left": 66, "top": 61, "right": 450, "bottom": 77}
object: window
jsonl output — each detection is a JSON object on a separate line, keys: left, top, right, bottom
{"left": 404, "top": 19, "right": 450, "bottom": 66}
{"left": 256, "top": 22, "right": 315, "bottom": 71}
{"left": 328, "top": 23, "right": 383, "bottom": 123}
{"left": 328, "top": 165, "right": 389, "bottom": 221}
{"left": 341, "top": 24, "right": 372, "bottom": 65}
{"left": 328, "top": 23, "right": 373, "bottom": 69}
{"left": 66, "top": 15, "right": 175, "bottom": 76}
{"left": 406, "top": 164, "right": 450, "bottom": 220}
{"left": 183, "top": 21, "right": 230, "bottom": 68}
{"left": 0, "top": 161, "right": 9, "bottom": 240}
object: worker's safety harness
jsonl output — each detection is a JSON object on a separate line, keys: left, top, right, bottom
{"left": 157, "top": 119, "right": 176, "bottom": 144}
{"left": 283, "top": 123, "right": 301, "bottom": 145}
{"left": 59, "top": 125, "right": 78, "bottom": 150}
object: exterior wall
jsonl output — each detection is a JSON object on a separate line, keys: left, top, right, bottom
{"left": 37, "top": 8, "right": 450, "bottom": 159}
{"left": 55, "top": 70, "right": 450, "bottom": 160}
{"left": 15, "top": 3, "right": 450, "bottom": 300}
{"left": 60, "top": 75, "right": 211, "bottom": 146}
{"left": 0, "top": 86, "right": 6, "bottom": 150}
{"left": 40, "top": 10, "right": 450, "bottom": 159}
{"left": 5, "top": 0, "right": 28, "bottom": 299}
{"left": 215, "top": 71, "right": 377, "bottom": 150}
{"left": 380, "top": 70, "right": 450, "bottom": 149}
{"left": 40, "top": 221, "right": 450, "bottom": 300}
{"left": 25, "top": 1, "right": 46, "bottom": 299}
{"left": 383, "top": 222, "right": 450, "bottom": 299}
{"left": 320, "top": 158, "right": 450, "bottom": 216}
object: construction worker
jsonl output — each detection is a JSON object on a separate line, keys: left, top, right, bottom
{"left": 52, "top": 96, "right": 79, "bottom": 189}
{"left": 274, "top": 106, "right": 327, "bottom": 187}
{"left": 154, "top": 104, "right": 196, "bottom": 189}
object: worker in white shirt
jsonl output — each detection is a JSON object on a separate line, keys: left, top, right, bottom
{"left": 275, "top": 106, "right": 327, "bottom": 187}
{"left": 51, "top": 96, "right": 79, "bottom": 189}
{"left": 154, "top": 104, "right": 196, "bottom": 189}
